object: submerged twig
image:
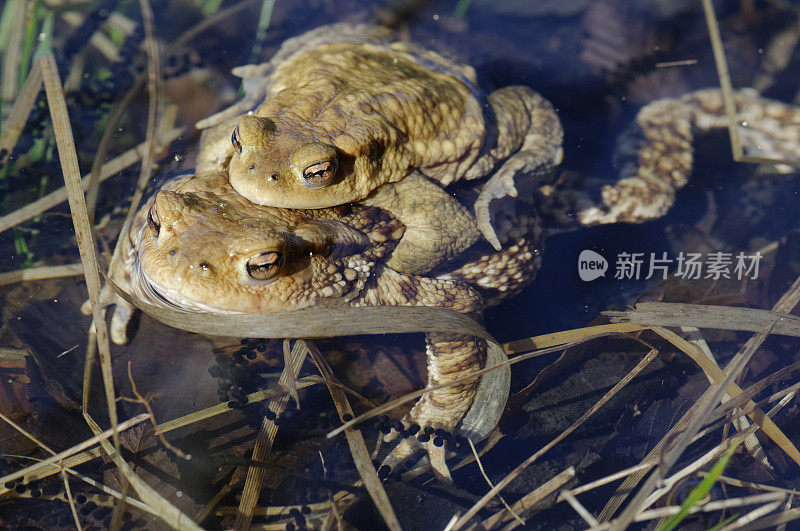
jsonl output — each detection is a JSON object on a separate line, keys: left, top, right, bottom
{"left": 468, "top": 438, "right": 524, "bottom": 527}
{"left": 0, "top": 262, "right": 83, "bottom": 286}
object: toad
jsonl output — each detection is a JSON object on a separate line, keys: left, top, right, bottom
{"left": 197, "top": 24, "right": 800, "bottom": 275}
{"left": 195, "top": 24, "right": 563, "bottom": 273}
{"left": 101, "top": 170, "right": 542, "bottom": 482}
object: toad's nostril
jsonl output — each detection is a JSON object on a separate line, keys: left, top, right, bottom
{"left": 147, "top": 204, "right": 160, "bottom": 237}
{"left": 231, "top": 126, "right": 242, "bottom": 154}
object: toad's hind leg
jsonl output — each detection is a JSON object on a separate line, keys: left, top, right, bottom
{"left": 380, "top": 333, "right": 486, "bottom": 483}
{"left": 365, "top": 172, "right": 482, "bottom": 275}
{"left": 577, "top": 88, "right": 800, "bottom": 226}
{"left": 359, "top": 267, "right": 490, "bottom": 482}
{"left": 473, "top": 86, "right": 564, "bottom": 250}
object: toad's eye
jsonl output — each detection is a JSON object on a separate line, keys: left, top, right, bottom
{"left": 245, "top": 251, "right": 282, "bottom": 281}
{"left": 231, "top": 126, "right": 242, "bottom": 154}
{"left": 302, "top": 161, "right": 336, "bottom": 189}
{"left": 147, "top": 204, "right": 160, "bottom": 237}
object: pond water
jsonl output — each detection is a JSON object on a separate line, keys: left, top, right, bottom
{"left": 2, "top": 0, "right": 800, "bottom": 529}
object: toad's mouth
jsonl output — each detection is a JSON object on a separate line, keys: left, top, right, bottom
{"left": 131, "top": 255, "right": 235, "bottom": 314}
{"left": 130, "top": 227, "right": 241, "bottom": 315}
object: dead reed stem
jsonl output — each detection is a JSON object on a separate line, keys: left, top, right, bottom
{"left": 39, "top": 51, "right": 119, "bottom": 449}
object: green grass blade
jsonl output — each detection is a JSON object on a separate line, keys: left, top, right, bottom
{"left": 707, "top": 513, "right": 739, "bottom": 531}
{"left": 18, "top": 0, "right": 42, "bottom": 89}
{"left": 657, "top": 442, "right": 739, "bottom": 531}
{"left": 454, "top": 0, "right": 473, "bottom": 18}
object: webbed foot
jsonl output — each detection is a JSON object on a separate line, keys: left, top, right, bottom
{"left": 378, "top": 329, "right": 485, "bottom": 482}
{"left": 380, "top": 419, "right": 454, "bottom": 483}
{"left": 81, "top": 284, "right": 136, "bottom": 345}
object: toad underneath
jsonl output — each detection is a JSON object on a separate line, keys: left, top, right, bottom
{"left": 105, "top": 170, "right": 540, "bottom": 482}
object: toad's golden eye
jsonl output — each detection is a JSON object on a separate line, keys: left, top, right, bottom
{"left": 245, "top": 251, "right": 282, "bottom": 281}
{"left": 302, "top": 160, "right": 336, "bottom": 188}
{"left": 231, "top": 126, "right": 242, "bottom": 154}
{"left": 147, "top": 203, "right": 160, "bottom": 237}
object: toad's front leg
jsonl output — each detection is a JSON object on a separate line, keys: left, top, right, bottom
{"left": 364, "top": 172, "right": 481, "bottom": 275}
{"left": 472, "top": 86, "right": 564, "bottom": 249}
{"left": 380, "top": 332, "right": 486, "bottom": 482}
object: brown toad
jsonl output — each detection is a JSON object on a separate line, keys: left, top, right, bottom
{"left": 195, "top": 24, "right": 563, "bottom": 273}
{"left": 101, "top": 170, "right": 541, "bottom": 481}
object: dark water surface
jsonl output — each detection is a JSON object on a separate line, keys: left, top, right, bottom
{"left": 2, "top": 1, "right": 800, "bottom": 529}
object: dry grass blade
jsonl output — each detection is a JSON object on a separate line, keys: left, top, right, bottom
{"left": 0, "top": 410, "right": 56, "bottom": 455}
{"left": 234, "top": 340, "right": 307, "bottom": 530}
{"left": 84, "top": 73, "right": 141, "bottom": 222}
{"left": 701, "top": 0, "right": 742, "bottom": 160}
{"left": 601, "top": 273, "right": 800, "bottom": 521}
{"left": 468, "top": 438, "right": 524, "bottom": 526}
{"left": 681, "top": 326, "right": 768, "bottom": 466}
{"left": 477, "top": 467, "right": 575, "bottom": 531}
{"left": 110, "top": 277, "right": 495, "bottom": 341}
{"left": 39, "top": 52, "right": 119, "bottom": 447}
{"left": 623, "top": 492, "right": 785, "bottom": 523}
{"left": 0, "top": 347, "right": 26, "bottom": 361}
{"left": 608, "top": 323, "right": 776, "bottom": 530}
{"left": 736, "top": 507, "right": 800, "bottom": 531}
{"left": 700, "top": 0, "right": 800, "bottom": 169}
{"left": 562, "top": 490, "right": 599, "bottom": 527}
{"left": 164, "top": 0, "right": 258, "bottom": 55}
{"left": 708, "top": 473, "right": 800, "bottom": 497}
{"left": 605, "top": 303, "right": 800, "bottom": 337}
{"left": 301, "top": 340, "right": 402, "bottom": 531}
{"left": 283, "top": 338, "right": 300, "bottom": 408}
{"left": 0, "top": 262, "right": 83, "bottom": 285}
{"left": 449, "top": 348, "right": 659, "bottom": 530}
{"left": 718, "top": 500, "right": 783, "bottom": 530}
{"left": 0, "top": 413, "right": 148, "bottom": 488}
{"left": 60, "top": 470, "right": 83, "bottom": 531}
{"left": 503, "top": 323, "right": 647, "bottom": 354}
{"left": 83, "top": 413, "right": 202, "bottom": 530}
{"left": 60, "top": 467, "right": 155, "bottom": 515}
{"left": 598, "top": 385, "right": 717, "bottom": 522}
{"left": 640, "top": 426, "right": 756, "bottom": 510}
{"left": 154, "top": 377, "right": 320, "bottom": 434}
{"left": 0, "top": 127, "right": 184, "bottom": 235}
{"left": 0, "top": 53, "right": 42, "bottom": 159}
{"left": 652, "top": 326, "right": 800, "bottom": 466}
{"left": 0, "top": 447, "right": 104, "bottom": 494}
{"left": 563, "top": 462, "right": 656, "bottom": 499}
{"left": 133, "top": 0, "right": 163, "bottom": 222}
